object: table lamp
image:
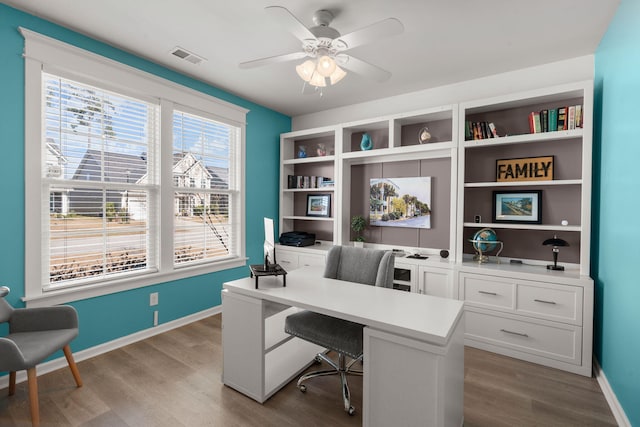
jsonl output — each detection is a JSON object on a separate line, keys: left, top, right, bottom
{"left": 542, "top": 235, "right": 569, "bottom": 271}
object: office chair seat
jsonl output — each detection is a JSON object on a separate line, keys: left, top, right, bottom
{"left": 285, "top": 311, "right": 363, "bottom": 360}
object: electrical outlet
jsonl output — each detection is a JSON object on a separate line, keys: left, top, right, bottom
{"left": 150, "top": 292, "right": 158, "bottom": 306}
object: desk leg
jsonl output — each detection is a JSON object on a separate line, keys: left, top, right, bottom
{"left": 255, "top": 275, "right": 259, "bottom": 289}
{"left": 283, "top": 275, "right": 286, "bottom": 287}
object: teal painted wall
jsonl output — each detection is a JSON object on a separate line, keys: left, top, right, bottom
{"left": 0, "top": 5, "right": 289, "bottom": 353}
{"left": 593, "top": 0, "right": 640, "bottom": 424}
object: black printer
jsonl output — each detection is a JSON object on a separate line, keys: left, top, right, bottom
{"left": 279, "top": 231, "right": 316, "bottom": 247}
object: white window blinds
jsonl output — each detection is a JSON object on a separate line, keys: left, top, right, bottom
{"left": 43, "top": 74, "right": 159, "bottom": 289}
{"left": 172, "top": 110, "right": 240, "bottom": 266}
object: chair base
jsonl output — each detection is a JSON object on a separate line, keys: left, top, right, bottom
{"left": 297, "top": 352, "right": 362, "bottom": 415}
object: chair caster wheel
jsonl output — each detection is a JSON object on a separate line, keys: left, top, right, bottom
{"left": 348, "top": 406, "right": 355, "bottom": 416}
{"left": 299, "top": 384, "right": 307, "bottom": 393}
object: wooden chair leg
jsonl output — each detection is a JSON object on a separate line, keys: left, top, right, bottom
{"left": 27, "top": 367, "right": 40, "bottom": 427}
{"left": 63, "top": 344, "right": 83, "bottom": 387}
{"left": 8, "top": 371, "right": 16, "bottom": 396}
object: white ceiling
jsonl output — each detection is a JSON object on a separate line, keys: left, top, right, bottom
{"left": 4, "top": 0, "right": 620, "bottom": 117}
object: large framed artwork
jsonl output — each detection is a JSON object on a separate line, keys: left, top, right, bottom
{"left": 492, "top": 190, "right": 542, "bottom": 224}
{"left": 369, "top": 177, "right": 431, "bottom": 229}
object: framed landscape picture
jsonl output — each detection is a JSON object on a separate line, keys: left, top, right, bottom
{"left": 369, "top": 177, "right": 432, "bottom": 229}
{"left": 492, "top": 190, "right": 542, "bottom": 224}
{"left": 306, "top": 194, "right": 331, "bottom": 217}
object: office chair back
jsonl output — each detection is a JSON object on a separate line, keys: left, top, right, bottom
{"left": 323, "top": 245, "right": 394, "bottom": 288}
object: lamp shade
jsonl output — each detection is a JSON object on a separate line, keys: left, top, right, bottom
{"left": 295, "top": 60, "right": 316, "bottom": 82}
{"left": 543, "top": 235, "right": 569, "bottom": 246}
{"left": 316, "top": 55, "right": 337, "bottom": 77}
{"left": 329, "top": 65, "right": 347, "bottom": 85}
{"left": 308, "top": 71, "right": 326, "bottom": 87}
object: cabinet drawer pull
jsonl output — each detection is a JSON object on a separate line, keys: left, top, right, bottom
{"left": 478, "top": 290, "right": 497, "bottom": 296}
{"left": 500, "top": 329, "right": 529, "bottom": 338}
{"left": 281, "top": 260, "right": 291, "bottom": 264}
{"left": 534, "top": 299, "right": 557, "bottom": 305}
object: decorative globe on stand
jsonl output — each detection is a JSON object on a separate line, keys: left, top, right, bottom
{"left": 469, "top": 227, "right": 503, "bottom": 263}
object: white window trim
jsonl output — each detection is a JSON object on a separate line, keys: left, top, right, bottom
{"left": 22, "top": 28, "right": 248, "bottom": 307}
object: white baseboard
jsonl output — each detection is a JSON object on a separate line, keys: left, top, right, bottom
{"left": 594, "top": 357, "right": 631, "bottom": 427}
{"left": 0, "top": 305, "right": 221, "bottom": 389}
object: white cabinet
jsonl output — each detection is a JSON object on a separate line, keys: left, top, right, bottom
{"left": 459, "top": 268, "right": 592, "bottom": 376}
{"left": 419, "top": 265, "right": 454, "bottom": 298}
{"left": 275, "top": 245, "right": 328, "bottom": 271}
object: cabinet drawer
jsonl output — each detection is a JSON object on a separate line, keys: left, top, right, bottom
{"left": 517, "top": 283, "right": 582, "bottom": 324}
{"left": 275, "top": 250, "right": 298, "bottom": 270}
{"left": 298, "top": 253, "right": 325, "bottom": 268}
{"left": 461, "top": 274, "right": 515, "bottom": 310}
{"left": 465, "top": 309, "right": 581, "bottom": 365}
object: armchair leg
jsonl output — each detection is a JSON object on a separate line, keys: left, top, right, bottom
{"left": 8, "top": 372, "right": 16, "bottom": 396}
{"left": 27, "top": 367, "right": 40, "bottom": 427}
{"left": 63, "top": 345, "right": 83, "bottom": 388}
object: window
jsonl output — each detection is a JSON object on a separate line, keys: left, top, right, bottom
{"left": 172, "top": 110, "right": 240, "bottom": 267}
{"left": 23, "top": 28, "right": 247, "bottom": 305}
{"left": 44, "top": 75, "right": 158, "bottom": 287}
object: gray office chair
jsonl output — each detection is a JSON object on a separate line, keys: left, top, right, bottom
{"left": 284, "top": 245, "right": 394, "bottom": 415}
{"left": 0, "top": 286, "right": 82, "bottom": 427}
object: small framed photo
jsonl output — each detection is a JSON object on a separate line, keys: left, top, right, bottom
{"left": 306, "top": 194, "right": 331, "bottom": 217}
{"left": 492, "top": 190, "right": 542, "bottom": 224}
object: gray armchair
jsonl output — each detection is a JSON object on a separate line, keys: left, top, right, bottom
{"left": 284, "top": 245, "right": 394, "bottom": 415}
{"left": 0, "top": 286, "right": 82, "bottom": 427}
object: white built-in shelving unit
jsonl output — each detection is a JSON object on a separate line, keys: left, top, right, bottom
{"left": 276, "top": 80, "right": 594, "bottom": 376}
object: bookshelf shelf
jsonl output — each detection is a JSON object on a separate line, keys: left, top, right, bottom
{"left": 283, "top": 155, "right": 335, "bottom": 165}
{"left": 463, "top": 128, "right": 583, "bottom": 147}
{"left": 464, "top": 179, "right": 581, "bottom": 188}
{"left": 463, "top": 222, "right": 581, "bottom": 232}
{"left": 282, "top": 216, "right": 334, "bottom": 222}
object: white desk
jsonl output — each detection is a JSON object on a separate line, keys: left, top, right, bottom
{"left": 222, "top": 267, "right": 465, "bottom": 427}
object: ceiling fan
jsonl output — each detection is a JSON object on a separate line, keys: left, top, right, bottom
{"left": 239, "top": 6, "right": 404, "bottom": 91}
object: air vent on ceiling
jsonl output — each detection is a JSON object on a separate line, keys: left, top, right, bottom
{"left": 170, "top": 47, "right": 206, "bottom": 65}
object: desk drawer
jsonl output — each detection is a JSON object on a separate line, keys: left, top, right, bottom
{"left": 517, "top": 282, "right": 582, "bottom": 324}
{"left": 461, "top": 274, "right": 515, "bottom": 310}
{"left": 465, "top": 309, "right": 581, "bottom": 365}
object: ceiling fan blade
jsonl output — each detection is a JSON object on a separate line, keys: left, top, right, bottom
{"left": 333, "top": 18, "right": 404, "bottom": 51}
{"left": 337, "top": 55, "right": 392, "bottom": 82}
{"left": 265, "top": 6, "right": 317, "bottom": 42}
{"left": 239, "top": 51, "right": 307, "bottom": 69}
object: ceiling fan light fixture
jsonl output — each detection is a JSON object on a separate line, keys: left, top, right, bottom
{"left": 308, "top": 71, "right": 327, "bottom": 87}
{"left": 316, "top": 55, "right": 337, "bottom": 77}
{"left": 329, "top": 65, "right": 347, "bottom": 85}
{"left": 295, "top": 59, "right": 316, "bottom": 82}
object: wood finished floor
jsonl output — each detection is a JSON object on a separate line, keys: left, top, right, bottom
{"left": 0, "top": 314, "right": 616, "bottom": 426}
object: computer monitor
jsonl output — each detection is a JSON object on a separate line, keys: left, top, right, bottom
{"left": 263, "top": 217, "right": 276, "bottom": 270}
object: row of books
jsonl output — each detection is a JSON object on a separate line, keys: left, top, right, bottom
{"left": 529, "top": 105, "right": 583, "bottom": 134}
{"left": 465, "top": 121, "right": 498, "bottom": 140}
{"left": 287, "top": 175, "right": 334, "bottom": 189}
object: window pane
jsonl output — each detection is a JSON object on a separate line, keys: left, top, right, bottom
{"left": 173, "top": 110, "right": 237, "bottom": 267}
{"left": 49, "top": 187, "right": 149, "bottom": 286}
{"left": 44, "top": 74, "right": 156, "bottom": 289}
{"left": 174, "top": 192, "right": 231, "bottom": 265}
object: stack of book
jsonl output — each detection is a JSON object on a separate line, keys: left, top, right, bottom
{"left": 465, "top": 121, "right": 498, "bottom": 140}
{"left": 287, "top": 175, "right": 334, "bottom": 189}
{"left": 529, "top": 105, "right": 583, "bottom": 134}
